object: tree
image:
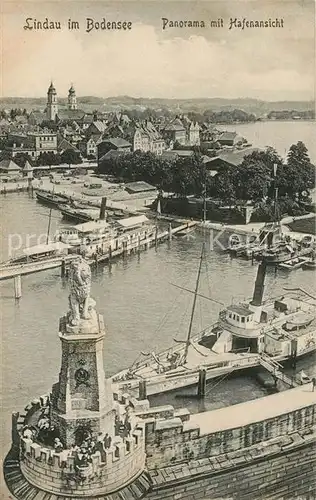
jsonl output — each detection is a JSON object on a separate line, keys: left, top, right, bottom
{"left": 60, "top": 149, "right": 82, "bottom": 166}
{"left": 281, "top": 141, "right": 315, "bottom": 199}
{"left": 38, "top": 152, "right": 61, "bottom": 166}
{"left": 212, "top": 166, "right": 237, "bottom": 206}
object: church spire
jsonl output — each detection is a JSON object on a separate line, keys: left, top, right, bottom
{"left": 46, "top": 80, "right": 58, "bottom": 121}
{"left": 68, "top": 83, "right": 77, "bottom": 110}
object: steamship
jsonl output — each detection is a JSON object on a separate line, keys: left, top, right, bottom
{"left": 112, "top": 247, "right": 316, "bottom": 397}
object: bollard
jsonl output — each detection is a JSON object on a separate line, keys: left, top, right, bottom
{"left": 168, "top": 223, "right": 172, "bottom": 241}
{"left": 139, "top": 380, "right": 147, "bottom": 400}
{"left": 14, "top": 275, "right": 22, "bottom": 299}
{"left": 100, "top": 197, "right": 107, "bottom": 220}
{"left": 109, "top": 245, "right": 112, "bottom": 261}
{"left": 155, "top": 226, "right": 158, "bottom": 248}
{"left": 61, "top": 259, "right": 66, "bottom": 277}
{"left": 197, "top": 369, "right": 206, "bottom": 398}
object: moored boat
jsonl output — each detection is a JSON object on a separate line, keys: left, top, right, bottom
{"left": 35, "top": 190, "right": 68, "bottom": 208}
{"left": 0, "top": 242, "right": 75, "bottom": 280}
{"left": 278, "top": 256, "right": 310, "bottom": 271}
{"left": 60, "top": 204, "right": 100, "bottom": 223}
{"left": 111, "top": 248, "right": 316, "bottom": 397}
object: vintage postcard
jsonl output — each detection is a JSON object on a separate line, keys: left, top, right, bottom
{"left": 1, "top": 0, "right": 315, "bottom": 499}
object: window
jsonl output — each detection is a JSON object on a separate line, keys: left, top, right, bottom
{"left": 241, "top": 317, "right": 245, "bottom": 323}
{"left": 237, "top": 316, "right": 240, "bottom": 322}
{"left": 247, "top": 317, "right": 250, "bottom": 322}
{"left": 228, "top": 313, "right": 232, "bottom": 319}
{"left": 233, "top": 314, "right": 236, "bottom": 320}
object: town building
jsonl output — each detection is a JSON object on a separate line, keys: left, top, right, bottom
{"left": 125, "top": 121, "right": 165, "bottom": 155}
{"left": 0, "top": 158, "right": 22, "bottom": 175}
{"left": 5, "top": 131, "right": 58, "bottom": 159}
{"left": 97, "top": 137, "right": 132, "bottom": 160}
{"left": 217, "top": 131, "right": 244, "bottom": 147}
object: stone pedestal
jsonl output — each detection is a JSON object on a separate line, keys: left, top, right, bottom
{"left": 51, "top": 306, "right": 115, "bottom": 447}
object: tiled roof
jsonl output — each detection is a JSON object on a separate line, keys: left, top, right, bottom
{"left": 99, "top": 149, "right": 128, "bottom": 162}
{"left": 57, "top": 138, "right": 79, "bottom": 153}
{"left": 103, "top": 137, "right": 131, "bottom": 148}
{"left": 218, "top": 131, "right": 237, "bottom": 141}
{"left": 125, "top": 181, "right": 157, "bottom": 193}
{"left": 0, "top": 159, "right": 21, "bottom": 171}
{"left": 206, "top": 148, "right": 261, "bottom": 167}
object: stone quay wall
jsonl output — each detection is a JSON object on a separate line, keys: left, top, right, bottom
{"left": 143, "top": 401, "right": 316, "bottom": 470}
{"left": 147, "top": 431, "right": 316, "bottom": 499}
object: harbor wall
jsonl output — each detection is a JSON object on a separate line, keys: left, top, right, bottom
{"left": 143, "top": 386, "right": 316, "bottom": 499}
{"left": 143, "top": 401, "right": 316, "bottom": 469}
{"left": 147, "top": 434, "right": 316, "bottom": 499}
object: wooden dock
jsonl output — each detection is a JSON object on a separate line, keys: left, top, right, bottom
{"left": 0, "top": 254, "right": 77, "bottom": 282}
{"left": 0, "top": 221, "right": 197, "bottom": 296}
{"left": 87, "top": 221, "right": 198, "bottom": 266}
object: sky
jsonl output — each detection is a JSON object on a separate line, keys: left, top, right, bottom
{"left": 1, "top": 0, "right": 315, "bottom": 101}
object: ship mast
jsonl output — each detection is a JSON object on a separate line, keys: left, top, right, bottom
{"left": 203, "top": 181, "right": 207, "bottom": 223}
{"left": 183, "top": 243, "right": 205, "bottom": 363}
{"left": 273, "top": 163, "right": 280, "bottom": 228}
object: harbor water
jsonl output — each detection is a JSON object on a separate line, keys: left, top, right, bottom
{"left": 1, "top": 192, "right": 315, "bottom": 468}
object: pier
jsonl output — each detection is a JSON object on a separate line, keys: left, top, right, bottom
{"left": 0, "top": 220, "right": 197, "bottom": 296}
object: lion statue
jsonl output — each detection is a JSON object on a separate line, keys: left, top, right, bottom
{"left": 68, "top": 256, "right": 92, "bottom": 326}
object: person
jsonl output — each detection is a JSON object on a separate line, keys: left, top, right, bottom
{"left": 94, "top": 433, "right": 106, "bottom": 461}
{"left": 312, "top": 377, "right": 316, "bottom": 392}
{"left": 54, "top": 438, "right": 64, "bottom": 453}
{"left": 104, "top": 433, "right": 112, "bottom": 449}
{"left": 22, "top": 426, "right": 33, "bottom": 440}
{"left": 114, "top": 416, "right": 121, "bottom": 436}
{"left": 38, "top": 415, "right": 49, "bottom": 430}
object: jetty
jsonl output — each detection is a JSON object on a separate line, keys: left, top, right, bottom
{"left": 0, "top": 220, "right": 197, "bottom": 296}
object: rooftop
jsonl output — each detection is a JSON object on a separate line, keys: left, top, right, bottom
{"left": 117, "top": 215, "right": 149, "bottom": 229}
{"left": 227, "top": 304, "right": 253, "bottom": 317}
{"left": 125, "top": 181, "right": 157, "bottom": 194}
{"left": 103, "top": 137, "right": 131, "bottom": 148}
{"left": 208, "top": 147, "right": 261, "bottom": 167}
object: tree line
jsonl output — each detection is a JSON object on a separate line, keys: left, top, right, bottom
{"left": 98, "top": 141, "right": 315, "bottom": 218}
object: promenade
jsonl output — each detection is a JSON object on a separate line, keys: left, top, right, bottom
{"left": 190, "top": 383, "right": 316, "bottom": 436}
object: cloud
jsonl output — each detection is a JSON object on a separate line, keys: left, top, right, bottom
{"left": 1, "top": 1, "right": 314, "bottom": 100}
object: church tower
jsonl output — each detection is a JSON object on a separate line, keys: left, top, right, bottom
{"left": 68, "top": 83, "right": 77, "bottom": 110}
{"left": 46, "top": 81, "right": 58, "bottom": 121}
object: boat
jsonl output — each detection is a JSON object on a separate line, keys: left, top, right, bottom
{"left": 57, "top": 215, "right": 156, "bottom": 261}
{"left": 278, "top": 256, "right": 310, "bottom": 271}
{"left": 297, "top": 369, "right": 312, "bottom": 384}
{"left": 35, "top": 190, "right": 69, "bottom": 208}
{"left": 174, "top": 225, "right": 196, "bottom": 238}
{"left": 302, "top": 258, "right": 316, "bottom": 271}
{"left": 111, "top": 246, "right": 316, "bottom": 397}
{"left": 60, "top": 204, "right": 100, "bottom": 223}
{"left": 0, "top": 242, "right": 75, "bottom": 280}
{"left": 56, "top": 220, "right": 118, "bottom": 258}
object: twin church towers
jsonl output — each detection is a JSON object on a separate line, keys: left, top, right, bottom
{"left": 46, "top": 82, "right": 77, "bottom": 121}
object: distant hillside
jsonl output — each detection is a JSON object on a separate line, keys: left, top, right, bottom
{"left": 0, "top": 96, "right": 313, "bottom": 116}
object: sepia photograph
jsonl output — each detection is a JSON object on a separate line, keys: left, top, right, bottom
{"left": 0, "top": 0, "right": 315, "bottom": 498}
